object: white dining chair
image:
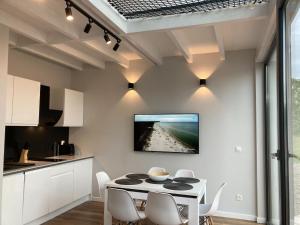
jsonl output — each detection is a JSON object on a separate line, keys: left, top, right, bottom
{"left": 145, "top": 192, "right": 188, "bottom": 225}
{"left": 181, "top": 182, "right": 227, "bottom": 225}
{"left": 175, "top": 169, "right": 195, "bottom": 178}
{"left": 148, "top": 167, "right": 167, "bottom": 174}
{"left": 96, "top": 171, "right": 111, "bottom": 200}
{"left": 108, "top": 188, "right": 146, "bottom": 224}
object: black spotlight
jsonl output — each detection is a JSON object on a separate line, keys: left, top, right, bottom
{"left": 104, "top": 31, "right": 111, "bottom": 45}
{"left": 128, "top": 83, "right": 134, "bottom": 90}
{"left": 199, "top": 79, "right": 207, "bottom": 86}
{"left": 84, "top": 19, "right": 92, "bottom": 33}
{"left": 65, "top": 6, "right": 73, "bottom": 21}
{"left": 113, "top": 40, "right": 120, "bottom": 51}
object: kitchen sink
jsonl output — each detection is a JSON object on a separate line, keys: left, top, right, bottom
{"left": 30, "top": 158, "right": 67, "bottom": 162}
{"left": 4, "top": 162, "right": 36, "bottom": 171}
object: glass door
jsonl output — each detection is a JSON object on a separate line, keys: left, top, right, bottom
{"left": 286, "top": 1, "right": 300, "bottom": 224}
{"left": 266, "top": 47, "right": 281, "bottom": 225}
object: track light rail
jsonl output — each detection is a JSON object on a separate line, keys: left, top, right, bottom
{"left": 65, "top": 0, "right": 121, "bottom": 45}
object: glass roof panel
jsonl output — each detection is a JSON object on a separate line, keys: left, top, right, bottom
{"left": 106, "top": 0, "right": 269, "bottom": 20}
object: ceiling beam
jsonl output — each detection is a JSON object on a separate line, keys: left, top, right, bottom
{"left": 167, "top": 30, "right": 193, "bottom": 63}
{"left": 16, "top": 44, "right": 83, "bottom": 71}
{"left": 47, "top": 33, "right": 73, "bottom": 45}
{"left": 4, "top": 0, "right": 132, "bottom": 68}
{"left": 9, "top": 32, "right": 18, "bottom": 46}
{"left": 125, "top": 35, "right": 163, "bottom": 65}
{"left": 126, "top": 4, "right": 270, "bottom": 33}
{"left": 255, "top": 5, "right": 276, "bottom": 62}
{"left": 83, "top": 39, "right": 129, "bottom": 68}
{"left": 0, "top": 10, "right": 47, "bottom": 43}
{"left": 81, "top": 0, "right": 164, "bottom": 65}
{"left": 84, "top": 0, "right": 128, "bottom": 33}
{"left": 52, "top": 43, "right": 105, "bottom": 69}
{"left": 2, "top": 0, "right": 80, "bottom": 40}
{"left": 0, "top": 2, "right": 110, "bottom": 69}
{"left": 213, "top": 25, "right": 225, "bottom": 61}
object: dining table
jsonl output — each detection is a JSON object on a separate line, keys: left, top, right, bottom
{"left": 104, "top": 173, "right": 207, "bottom": 225}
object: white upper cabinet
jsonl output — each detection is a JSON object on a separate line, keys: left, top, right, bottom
{"left": 6, "top": 75, "right": 40, "bottom": 126}
{"left": 5, "top": 75, "right": 13, "bottom": 124}
{"left": 12, "top": 76, "right": 40, "bottom": 126}
{"left": 53, "top": 88, "right": 84, "bottom": 127}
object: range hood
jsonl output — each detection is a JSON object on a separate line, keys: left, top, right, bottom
{"left": 39, "top": 85, "right": 63, "bottom": 126}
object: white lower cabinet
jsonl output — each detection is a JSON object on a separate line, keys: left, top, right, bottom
{"left": 23, "top": 168, "right": 51, "bottom": 224}
{"left": 49, "top": 164, "right": 74, "bottom": 212}
{"left": 1, "top": 173, "right": 24, "bottom": 225}
{"left": 19, "top": 158, "right": 93, "bottom": 224}
{"left": 74, "top": 159, "right": 93, "bottom": 200}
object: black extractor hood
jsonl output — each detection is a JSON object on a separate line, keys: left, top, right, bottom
{"left": 39, "top": 85, "right": 62, "bottom": 126}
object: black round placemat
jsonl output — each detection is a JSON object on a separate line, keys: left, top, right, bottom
{"left": 163, "top": 183, "right": 193, "bottom": 191}
{"left": 145, "top": 178, "right": 173, "bottom": 184}
{"left": 173, "top": 177, "right": 200, "bottom": 184}
{"left": 115, "top": 179, "right": 143, "bottom": 185}
{"left": 126, "top": 173, "right": 149, "bottom": 179}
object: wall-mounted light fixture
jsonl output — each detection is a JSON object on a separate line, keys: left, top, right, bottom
{"left": 199, "top": 79, "right": 207, "bottom": 87}
{"left": 128, "top": 83, "right": 134, "bottom": 90}
{"left": 64, "top": 0, "right": 122, "bottom": 51}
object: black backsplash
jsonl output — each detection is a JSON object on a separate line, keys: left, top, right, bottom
{"left": 5, "top": 126, "right": 69, "bottom": 161}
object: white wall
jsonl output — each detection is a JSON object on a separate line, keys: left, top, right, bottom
{"left": 70, "top": 50, "right": 258, "bottom": 219}
{"left": 0, "top": 25, "right": 10, "bottom": 222}
{"left": 8, "top": 48, "right": 72, "bottom": 88}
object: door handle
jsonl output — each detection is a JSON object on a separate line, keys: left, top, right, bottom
{"left": 271, "top": 150, "right": 280, "bottom": 160}
{"left": 289, "top": 153, "right": 300, "bottom": 160}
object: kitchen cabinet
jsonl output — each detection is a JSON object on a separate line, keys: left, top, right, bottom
{"left": 5, "top": 75, "right": 13, "bottom": 124}
{"left": 49, "top": 163, "right": 74, "bottom": 212}
{"left": 6, "top": 75, "right": 40, "bottom": 126}
{"left": 12, "top": 76, "right": 40, "bottom": 126}
{"left": 1, "top": 173, "right": 24, "bottom": 225}
{"left": 23, "top": 168, "right": 50, "bottom": 224}
{"left": 52, "top": 88, "right": 84, "bottom": 127}
{"left": 3, "top": 158, "right": 92, "bottom": 225}
{"left": 63, "top": 89, "right": 84, "bottom": 127}
{"left": 74, "top": 158, "right": 93, "bottom": 200}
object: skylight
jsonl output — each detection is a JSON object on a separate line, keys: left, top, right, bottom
{"left": 106, "top": 0, "right": 269, "bottom": 20}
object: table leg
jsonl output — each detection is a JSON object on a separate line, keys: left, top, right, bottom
{"left": 188, "top": 198, "right": 199, "bottom": 225}
{"left": 104, "top": 188, "right": 112, "bottom": 225}
{"left": 201, "top": 186, "right": 207, "bottom": 204}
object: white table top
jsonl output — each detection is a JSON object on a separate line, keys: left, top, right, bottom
{"left": 106, "top": 174, "right": 207, "bottom": 198}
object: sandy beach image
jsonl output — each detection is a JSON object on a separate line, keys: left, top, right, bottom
{"left": 134, "top": 114, "right": 199, "bottom": 154}
{"left": 144, "top": 123, "right": 194, "bottom": 153}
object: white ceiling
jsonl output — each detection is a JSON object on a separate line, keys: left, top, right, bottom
{"left": 0, "top": 0, "right": 275, "bottom": 70}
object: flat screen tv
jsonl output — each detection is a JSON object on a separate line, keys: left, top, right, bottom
{"left": 134, "top": 114, "right": 199, "bottom": 154}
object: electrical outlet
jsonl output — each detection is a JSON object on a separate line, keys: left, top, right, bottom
{"left": 235, "top": 146, "right": 242, "bottom": 152}
{"left": 236, "top": 194, "right": 243, "bottom": 201}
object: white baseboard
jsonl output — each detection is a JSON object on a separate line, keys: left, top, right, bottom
{"left": 256, "top": 217, "right": 267, "bottom": 224}
{"left": 215, "top": 210, "right": 257, "bottom": 221}
{"left": 91, "top": 196, "right": 103, "bottom": 202}
{"left": 25, "top": 195, "right": 90, "bottom": 225}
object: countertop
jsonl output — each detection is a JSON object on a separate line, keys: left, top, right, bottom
{"left": 3, "top": 154, "right": 94, "bottom": 176}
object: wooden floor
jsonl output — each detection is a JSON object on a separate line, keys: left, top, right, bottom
{"left": 43, "top": 201, "right": 261, "bottom": 225}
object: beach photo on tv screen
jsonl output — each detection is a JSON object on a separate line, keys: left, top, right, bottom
{"left": 134, "top": 114, "right": 199, "bottom": 154}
